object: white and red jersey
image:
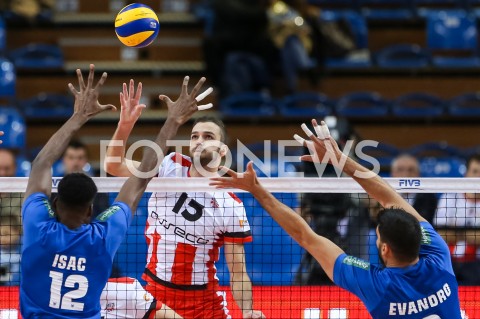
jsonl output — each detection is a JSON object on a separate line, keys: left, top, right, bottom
{"left": 143, "top": 153, "right": 252, "bottom": 289}
{"left": 100, "top": 277, "right": 160, "bottom": 319}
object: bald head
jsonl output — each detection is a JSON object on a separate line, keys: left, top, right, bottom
{"left": 391, "top": 154, "right": 420, "bottom": 178}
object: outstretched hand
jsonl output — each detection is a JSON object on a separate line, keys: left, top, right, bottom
{"left": 68, "top": 64, "right": 116, "bottom": 119}
{"left": 119, "top": 79, "right": 146, "bottom": 125}
{"left": 160, "top": 76, "right": 213, "bottom": 125}
{"left": 293, "top": 119, "right": 343, "bottom": 164}
{"left": 209, "top": 162, "right": 260, "bottom": 193}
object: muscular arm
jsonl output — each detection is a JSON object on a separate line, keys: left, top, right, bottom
{"left": 340, "top": 156, "right": 427, "bottom": 223}
{"left": 224, "top": 242, "right": 254, "bottom": 315}
{"left": 251, "top": 185, "right": 344, "bottom": 282}
{"left": 115, "top": 118, "right": 181, "bottom": 213}
{"left": 25, "top": 114, "right": 88, "bottom": 199}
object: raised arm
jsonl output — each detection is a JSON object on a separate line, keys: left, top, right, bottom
{"left": 104, "top": 79, "right": 145, "bottom": 177}
{"left": 104, "top": 76, "right": 212, "bottom": 177}
{"left": 210, "top": 162, "right": 344, "bottom": 282}
{"left": 115, "top": 76, "right": 213, "bottom": 212}
{"left": 295, "top": 120, "right": 427, "bottom": 223}
{"left": 25, "top": 64, "right": 115, "bottom": 199}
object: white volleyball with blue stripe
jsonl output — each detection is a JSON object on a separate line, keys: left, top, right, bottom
{"left": 115, "top": 3, "right": 160, "bottom": 48}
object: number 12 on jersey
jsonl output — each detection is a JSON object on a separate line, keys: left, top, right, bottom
{"left": 49, "top": 271, "right": 88, "bottom": 311}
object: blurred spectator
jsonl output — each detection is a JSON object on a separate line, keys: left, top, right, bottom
{"left": 434, "top": 154, "right": 480, "bottom": 285}
{"left": 0, "top": 149, "right": 22, "bottom": 222}
{"left": 51, "top": 140, "right": 110, "bottom": 213}
{"left": 62, "top": 139, "right": 91, "bottom": 175}
{"left": 269, "top": 0, "right": 356, "bottom": 92}
{"left": 0, "top": 215, "right": 21, "bottom": 286}
{"left": 6, "top": 0, "right": 54, "bottom": 23}
{"left": 391, "top": 154, "right": 438, "bottom": 223}
{"left": 203, "top": 0, "right": 279, "bottom": 97}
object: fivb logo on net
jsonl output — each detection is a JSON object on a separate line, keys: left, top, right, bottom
{"left": 99, "top": 139, "right": 381, "bottom": 178}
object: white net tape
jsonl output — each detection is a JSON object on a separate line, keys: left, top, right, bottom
{"left": 1, "top": 177, "right": 478, "bottom": 193}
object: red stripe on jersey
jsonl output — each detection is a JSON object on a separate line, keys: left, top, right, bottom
{"left": 107, "top": 277, "right": 135, "bottom": 284}
{"left": 173, "top": 153, "right": 192, "bottom": 168}
{"left": 146, "top": 229, "right": 161, "bottom": 277}
{"left": 170, "top": 243, "right": 197, "bottom": 286}
{"left": 227, "top": 192, "right": 242, "bottom": 204}
{"left": 224, "top": 236, "right": 253, "bottom": 244}
{"left": 207, "top": 239, "right": 224, "bottom": 285}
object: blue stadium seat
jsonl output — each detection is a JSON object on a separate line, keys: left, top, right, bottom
{"left": 426, "top": 10, "right": 480, "bottom": 68}
{"left": 0, "top": 58, "right": 16, "bottom": 99}
{"left": 408, "top": 142, "right": 462, "bottom": 158}
{"left": 19, "top": 93, "right": 73, "bottom": 119}
{"left": 419, "top": 157, "right": 466, "bottom": 177}
{"left": 322, "top": 11, "right": 372, "bottom": 68}
{"left": 0, "top": 107, "right": 26, "bottom": 149}
{"left": 219, "top": 92, "right": 276, "bottom": 118}
{"left": 448, "top": 92, "right": 480, "bottom": 117}
{"left": 9, "top": 43, "right": 64, "bottom": 69}
{"left": 360, "top": 0, "right": 415, "bottom": 20}
{"left": 462, "top": 145, "right": 480, "bottom": 158}
{"left": 376, "top": 44, "right": 431, "bottom": 68}
{"left": 392, "top": 92, "right": 445, "bottom": 117}
{"left": 279, "top": 92, "right": 333, "bottom": 118}
{"left": 336, "top": 91, "right": 389, "bottom": 117}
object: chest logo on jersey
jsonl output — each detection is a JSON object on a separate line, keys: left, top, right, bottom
{"left": 172, "top": 193, "right": 205, "bottom": 222}
{"left": 52, "top": 254, "right": 86, "bottom": 271}
{"left": 149, "top": 213, "right": 210, "bottom": 245}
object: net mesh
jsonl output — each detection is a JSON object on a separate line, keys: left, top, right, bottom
{"left": 1, "top": 177, "right": 479, "bottom": 318}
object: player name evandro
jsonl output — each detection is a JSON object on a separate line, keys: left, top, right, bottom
{"left": 389, "top": 283, "right": 452, "bottom": 316}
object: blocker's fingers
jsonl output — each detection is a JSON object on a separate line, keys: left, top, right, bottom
{"left": 197, "top": 103, "right": 213, "bottom": 111}
{"left": 190, "top": 77, "right": 206, "bottom": 97}
{"left": 181, "top": 76, "right": 190, "bottom": 95}
{"left": 312, "top": 120, "right": 325, "bottom": 139}
{"left": 68, "top": 83, "right": 78, "bottom": 95}
{"left": 293, "top": 134, "right": 306, "bottom": 146}
{"left": 195, "top": 87, "right": 213, "bottom": 102}
{"left": 301, "top": 123, "right": 314, "bottom": 138}
{"left": 320, "top": 121, "right": 331, "bottom": 138}
{"left": 76, "top": 69, "right": 85, "bottom": 90}
{"left": 135, "top": 82, "right": 143, "bottom": 101}
{"left": 87, "top": 64, "right": 95, "bottom": 88}
{"left": 219, "top": 166, "right": 238, "bottom": 178}
{"left": 94, "top": 72, "right": 108, "bottom": 90}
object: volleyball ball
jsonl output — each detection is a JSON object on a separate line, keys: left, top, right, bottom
{"left": 115, "top": 3, "right": 160, "bottom": 48}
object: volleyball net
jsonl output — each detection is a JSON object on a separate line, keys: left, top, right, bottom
{"left": 0, "top": 177, "right": 479, "bottom": 318}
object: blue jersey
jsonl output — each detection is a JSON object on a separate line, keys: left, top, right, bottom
{"left": 334, "top": 222, "right": 461, "bottom": 319}
{"left": 20, "top": 193, "right": 132, "bottom": 319}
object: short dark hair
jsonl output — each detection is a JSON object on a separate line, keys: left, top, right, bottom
{"left": 377, "top": 208, "right": 421, "bottom": 263}
{"left": 192, "top": 116, "right": 226, "bottom": 143}
{"left": 57, "top": 173, "right": 97, "bottom": 209}
{"left": 66, "top": 140, "right": 88, "bottom": 154}
{"left": 467, "top": 154, "right": 480, "bottom": 170}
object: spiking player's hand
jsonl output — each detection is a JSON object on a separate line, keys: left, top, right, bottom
{"left": 160, "top": 76, "right": 213, "bottom": 126}
{"left": 210, "top": 161, "right": 260, "bottom": 193}
{"left": 119, "top": 79, "right": 146, "bottom": 125}
{"left": 68, "top": 64, "right": 117, "bottom": 118}
{"left": 293, "top": 119, "right": 343, "bottom": 164}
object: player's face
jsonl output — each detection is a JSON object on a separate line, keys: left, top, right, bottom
{"left": 63, "top": 148, "right": 88, "bottom": 174}
{"left": 189, "top": 122, "right": 225, "bottom": 166}
{"left": 466, "top": 160, "right": 480, "bottom": 178}
{"left": 0, "top": 151, "right": 16, "bottom": 177}
{"left": 391, "top": 157, "right": 419, "bottom": 178}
